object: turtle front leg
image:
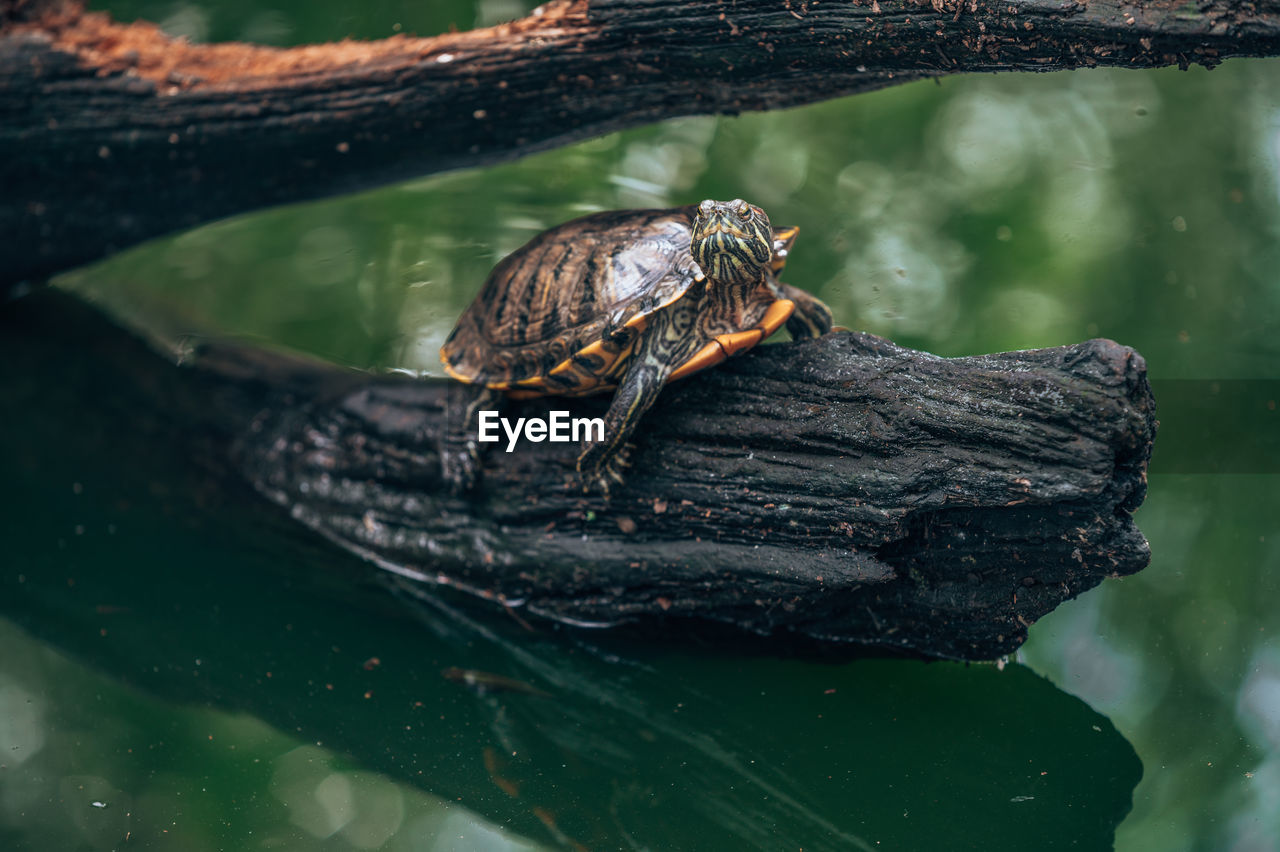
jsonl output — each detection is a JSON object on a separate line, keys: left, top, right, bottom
{"left": 441, "top": 383, "right": 502, "bottom": 495}
{"left": 575, "top": 355, "right": 670, "bottom": 495}
{"left": 576, "top": 304, "right": 701, "bottom": 494}
{"left": 774, "top": 282, "right": 834, "bottom": 339}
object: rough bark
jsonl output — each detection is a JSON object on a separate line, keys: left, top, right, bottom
{"left": 2, "top": 290, "right": 1153, "bottom": 659}
{"left": 226, "top": 321, "right": 1153, "bottom": 661}
{"left": 1, "top": 289, "right": 1150, "bottom": 848}
{"left": 3, "top": 0, "right": 1279, "bottom": 292}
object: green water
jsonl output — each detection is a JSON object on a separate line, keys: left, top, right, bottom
{"left": 3, "top": 0, "right": 1279, "bottom": 848}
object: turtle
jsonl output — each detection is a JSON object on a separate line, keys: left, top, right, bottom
{"left": 439, "top": 198, "right": 834, "bottom": 493}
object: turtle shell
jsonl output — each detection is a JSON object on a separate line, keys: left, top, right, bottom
{"left": 440, "top": 205, "right": 795, "bottom": 397}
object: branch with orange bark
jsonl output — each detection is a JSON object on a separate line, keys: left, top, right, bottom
{"left": 3, "top": 0, "right": 1279, "bottom": 292}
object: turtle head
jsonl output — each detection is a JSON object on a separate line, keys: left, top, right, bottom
{"left": 691, "top": 199, "right": 773, "bottom": 285}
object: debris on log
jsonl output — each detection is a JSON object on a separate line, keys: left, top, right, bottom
{"left": 227, "top": 323, "right": 1154, "bottom": 661}
{"left": 4, "top": 0, "right": 1279, "bottom": 290}
{"left": 1, "top": 290, "right": 1155, "bottom": 659}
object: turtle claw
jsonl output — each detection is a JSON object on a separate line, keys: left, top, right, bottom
{"left": 613, "top": 443, "right": 636, "bottom": 470}
{"left": 577, "top": 443, "right": 637, "bottom": 496}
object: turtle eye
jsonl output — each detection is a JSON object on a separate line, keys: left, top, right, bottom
{"left": 736, "top": 202, "right": 751, "bottom": 220}
{"left": 699, "top": 199, "right": 715, "bottom": 215}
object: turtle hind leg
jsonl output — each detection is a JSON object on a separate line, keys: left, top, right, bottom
{"left": 441, "top": 383, "right": 502, "bottom": 495}
{"left": 775, "top": 282, "right": 834, "bottom": 339}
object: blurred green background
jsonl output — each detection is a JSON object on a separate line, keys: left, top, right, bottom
{"left": 2, "top": 0, "right": 1278, "bottom": 849}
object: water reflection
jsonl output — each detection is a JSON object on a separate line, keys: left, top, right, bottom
{"left": 63, "top": 63, "right": 1276, "bottom": 374}
{"left": 1, "top": 292, "right": 1141, "bottom": 849}
{"left": 1239, "top": 639, "right": 1280, "bottom": 789}
{"left": 0, "top": 678, "right": 45, "bottom": 768}
{"left": 614, "top": 118, "right": 715, "bottom": 207}
{"left": 156, "top": 2, "right": 211, "bottom": 41}
{"left": 837, "top": 224, "right": 963, "bottom": 337}
{"left": 741, "top": 115, "right": 810, "bottom": 207}
{"left": 37, "top": 3, "right": 1280, "bottom": 847}
{"left": 1021, "top": 474, "right": 1280, "bottom": 851}
{"left": 0, "top": 622, "right": 546, "bottom": 852}
{"left": 1228, "top": 755, "right": 1280, "bottom": 851}
{"left": 933, "top": 90, "right": 1035, "bottom": 193}
{"left": 271, "top": 748, "right": 408, "bottom": 846}
{"left": 93, "top": 0, "right": 544, "bottom": 44}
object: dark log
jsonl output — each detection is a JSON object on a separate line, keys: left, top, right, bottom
{"left": 3, "top": 0, "right": 1279, "bottom": 292}
{"left": 214, "top": 321, "right": 1152, "bottom": 660}
{"left": 2, "top": 290, "right": 1153, "bottom": 659}
{"left": 0, "top": 288, "right": 1149, "bottom": 847}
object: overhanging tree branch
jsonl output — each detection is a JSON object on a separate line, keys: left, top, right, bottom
{"left": 2, "top": 0, "right": 1278, "bottom": 291}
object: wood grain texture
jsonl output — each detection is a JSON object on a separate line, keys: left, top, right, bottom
{"left": 3, "top": 0, "right": 1279, "bottom": 290}
{"left": 226, "top": 328, "right": 1155, "bottom": 660}
{"left": 0, "top": 290, "right": 1154, "bottom": 659}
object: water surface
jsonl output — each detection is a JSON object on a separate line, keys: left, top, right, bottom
{"left": 4, "top": 1, "right": 1279, "bottom": 848}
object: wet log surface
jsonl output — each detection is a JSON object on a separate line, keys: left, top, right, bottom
{"left": 1, "top": 289, "right": 1149, "bottom": 849}
{"left": 226, "top": 322, "right": 1153, "bottom": 662}
{"left": 5, "top": 291, "right": 1153, "bottom": 658}
{"left": 4, "top": 0, "right": 1280, "bottom": 291}
{"left": 3, "top": 291, "right": 1155, "bottom": 659}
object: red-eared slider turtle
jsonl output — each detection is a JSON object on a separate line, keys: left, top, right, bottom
{"left": 440, "top": 199, "right": 833, "bottom": 493}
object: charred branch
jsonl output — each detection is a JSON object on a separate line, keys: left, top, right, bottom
{"left": 3, "top": 0, "right": 1279, "bottom": 291}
